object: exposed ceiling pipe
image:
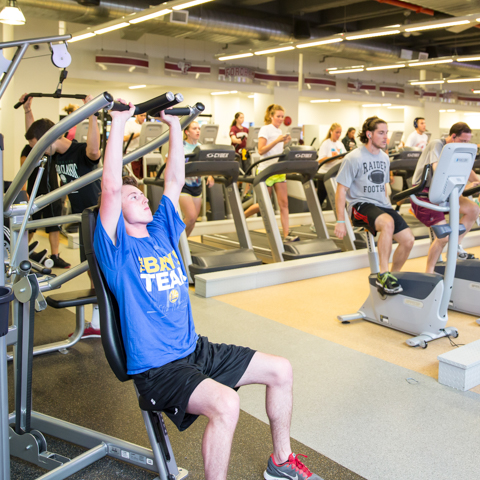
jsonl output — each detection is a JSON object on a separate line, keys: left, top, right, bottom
{"left": 18, "top": 0, "right": 480, "bottom": 77}
{"left": 376, "top": 0, "right": 434, "bottom": 16}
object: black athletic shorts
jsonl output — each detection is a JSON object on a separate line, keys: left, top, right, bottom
{"left": 30, "top": 199, "right": 62, "bottom": 233}
{"left": 133, "top": 335, "right": 256, "bottom": 431}
{"left": 180, "top": 184, "right": 202, "bottom": 197}
{"left": 351, "top": 202, "right": 408, "bottom": 236}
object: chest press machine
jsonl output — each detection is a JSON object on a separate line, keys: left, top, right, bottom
{"left": 2, "top": 82, "right": 201, "bottom": 477}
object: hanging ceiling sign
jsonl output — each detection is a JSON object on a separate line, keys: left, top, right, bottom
{"left": 458, "top": 95, "right": 480, "bottom": 105}
{"left": 379, "top": 85, "right": 404, "bottom": 97}
{"left": 253, "top": 71, "right": 299, "bottom": 84}
{"left": 304, "top": 76, "right": 336, "bottom": 90}
{"left": 347, "top": 81, "right": 376, "bottom": 93}
{"left": 218, "top": 66, "right": 255, "bottom": 83}
{"left": 95, "top": 52, "right": 149, "bottom": 72}
{"left": 164, "top": 58, "right": 211, "bottom": 76}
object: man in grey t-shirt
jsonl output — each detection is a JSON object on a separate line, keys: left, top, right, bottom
{"left": 411, "top": 122, "right": 480, "bottom": 273}
{"left": 335, "top": 116, "right": 414, "bottom": 294}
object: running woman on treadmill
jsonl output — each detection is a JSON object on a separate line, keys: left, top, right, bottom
{"left": 410, "top": 122, "right": 480, "bottom": 273}
{"left": 94, "top": 100, "right": 324, "bottom": 480}
{"left": 334, "top": 116, "right": 415, "bottom": 294}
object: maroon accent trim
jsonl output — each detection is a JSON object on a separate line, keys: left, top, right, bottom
{"left": 219, "top": 67, "right": 225, "bottom": 75}
{"left": 254, "top": 72, "right": 298, "bottom": 82}
{"left": 304, "top": 77, "right": 336, "bottom": 86}
{"left": 379, "top": 86, "right": 405, "bottom": 93}
{"left": 458, "top": 96, "right": 480, "bottom": 102}
{"left": 95, "top": 56, "right": 149, "bottom": 68}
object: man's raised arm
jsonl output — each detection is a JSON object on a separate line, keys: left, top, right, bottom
{"left": 99, "top": 100, "right": 135, "bottom": 244}
{"left": 161, "top": 111, "right": 185, "bottom": 208}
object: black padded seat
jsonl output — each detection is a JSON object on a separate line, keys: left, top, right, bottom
{"left": 46, "top": 289, "right": 97, "bottom": 309}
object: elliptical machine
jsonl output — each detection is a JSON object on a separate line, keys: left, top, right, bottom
{"left": 338, "top": 143, "right": 477, "bottom": 348}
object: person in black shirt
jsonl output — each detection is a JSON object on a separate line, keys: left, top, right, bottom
{"left": 341, "top": 127, "right": 357, "bottom": 152}
{"left": 21, "top": 93, "right": 102, "bottom": 335}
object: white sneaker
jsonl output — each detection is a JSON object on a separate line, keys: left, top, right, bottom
{"left": 458, "top": 245, "right": 476, "bottom": 260}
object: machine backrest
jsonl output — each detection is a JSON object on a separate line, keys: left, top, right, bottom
{"left": 199, "top": 124, "right": 219, "bottom": 144}
{"left": 82, "top": 207, "right": 130, "bottom": 383}
{"left": 387, "top": 131, "right": 403, "bottom": 150}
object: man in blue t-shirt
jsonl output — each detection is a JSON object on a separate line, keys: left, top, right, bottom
{"left": 94, "top": 101, "right": 323, "bottom": 480}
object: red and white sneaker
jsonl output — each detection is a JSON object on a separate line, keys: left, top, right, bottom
{"left": 68, "top": 322, "right": 101, "bottom": 339}
{"left": 264, "top": 453, "right": 324, "bottom": 480}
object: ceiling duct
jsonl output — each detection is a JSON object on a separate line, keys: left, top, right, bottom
{"left": 17, "top": 0, "right": 480, "bottom": 77}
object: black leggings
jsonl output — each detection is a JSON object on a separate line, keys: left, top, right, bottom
{"left": 316, "top": 175, "right": 331, "bottom": 210}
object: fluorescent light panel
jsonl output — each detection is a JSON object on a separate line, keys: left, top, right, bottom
{"left": 68, "top": 32, "right": 96, "bottom": 42}
{"left": 297, "top": 38, "right": 343, "bottom": 48}
{"left": 345, "top": 30, "right": 400, "bottom": 41}
{"left": 366, "top": 64, "right": 405, "bottom": 71}
{"left": 447, "top": 77, "right": 480, "bottom": 83}
{"left": 457, "top": 56, "right": 480, "bottom": 62}
{"left": 129, "top": 9, "right": 171, "bottom": 24}
{"left": 218, "top": 53, "right": 254, "bottom": 61}
{"left": 254, "top": 46, "right": 295, "bottom": 55}
{"left": 447, "top": 109, "right": 456, "bottom": 112}
{"left": 95, "top": 22, "right": 130, "bottom": 34}
{"left": 405, "top": 20, "right": 470, "bottom": 32}
{"left": 211, "top": 90, "right": 238, "bottom": 95}
{"left": 410, "top": 59, "right": 453, "bottom": 66}
{"left": 129, "top": 85, "right": 146, "bottom": 89}
{"left": 328, "top": 68, "right": 364, "bottom": 74}
{"left": 410, "top": 80, "right": 445, "bottom": 85}
{"left": 310, "top": 99, "right": 341, "bottom": 103}
{"left": 172, "top": 0, "right": 214, "bottom": 9}
{"left": 473, "top": 90, "right": 480, "bottom": 93}
{"left": 388, "top": 106, "right": 406, "bottom": 109}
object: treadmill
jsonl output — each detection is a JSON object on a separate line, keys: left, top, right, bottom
{"left": 203, "top": 146, "right": 341, "bottom": 263}
{"left": 147, "top": 144, "right": 261, "bottom": 281}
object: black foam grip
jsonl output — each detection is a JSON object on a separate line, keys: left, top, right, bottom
{"left": 133, "top": 92, "right": 175, "bottom": 115}
{"left": 164, "top": 108, "right": 191, "bottom": 116}
{"left": 110, "top": 102, "right": 131, "bottom": 112}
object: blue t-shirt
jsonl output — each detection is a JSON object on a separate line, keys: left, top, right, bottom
{"left": 183, "top": 140, "right": 201, "bottom": 187}
{"left": 94, "top": 195, "right": 198, "bottom": 374}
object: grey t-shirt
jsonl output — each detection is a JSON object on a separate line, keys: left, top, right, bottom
{"left": 336, "top": 145, "right": 391, "bottom": 212}
{"left": 412, "top": 138, "right": 445, "bottom": 187}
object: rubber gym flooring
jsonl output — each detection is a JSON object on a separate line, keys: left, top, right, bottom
{"left": 6, "top": 231, "right": 480, "bottom": 479}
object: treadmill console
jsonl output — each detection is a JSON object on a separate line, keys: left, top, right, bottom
{"left": 390, "top": 149, "right": 422, "bottom": 161}
{"left": 282, "top": 145, "right": 318, "bottom": 162}
{"left": 190, "top": 144, "right": 236, "bottom": 162}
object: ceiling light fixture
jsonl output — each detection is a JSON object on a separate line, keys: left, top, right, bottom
{"left": 409, "top": 59, "right": 453, "bottom": 66}
{"left": 94, "top": 22, "right": 130, "bottom": 35}
{"left": 297, "top": 38, "right": 343, "bottom": 48}
{"left": 254, "top": 46, "right": 295, "bottom": 55}
{"left": 310, "top": 99, "right": 341, "bottom": 103}
{"left": 362, "top": 104, "right": 382, "bottom": 107}
{"left": 388, "top": 106, "right": 406, "bottom": 109}
{"left": 211, "top": 90, "right": 238, "bottom": 95}
{"left": 410, "top": 80, "right": 445, "bottom": 85}
{"left": 447, "top": 77, "right": 480, "bottom": 83}
{"left": 0, "top": 0, "right": 25, "bottom": 25}
{"left": 172, "top": 0, "right": 214, "bottom": 9}
{"left": 447, "top": 109, "right": 456, "bottom": 112}
{"left": 68, "top": 32, "right": 96, "bottom": 43}
{"left": 405, "top": 19, "right": 471, "bottom": 32}
{"left": 328, "top": 68, "right": 364, "bottom": 74}
{"left": 129, "top": 85, "right": 146, "bottom": 89}
{"left": 345, "top": 30, "right": 400, "bottom": 41}
{"left": 366, "top": 64, "right": 406, "bottom": 71}
{"left": 456, "top": 56, "right": 480, "bottom": 62}
{"left": 473, "top": 90, "right": 480, "bottom": 93}
{"left": 129, "top": 9, "right": 172, "bottom": 24}
{"left": 218, "top": 53, "right": 254, "bottom": 61}
{"left": 248, "top": 94, "right": 255, "bottom": 98}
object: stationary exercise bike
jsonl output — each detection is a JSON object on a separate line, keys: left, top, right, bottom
{"left": 338, "top": 143, "right": 477, "bottom": 348}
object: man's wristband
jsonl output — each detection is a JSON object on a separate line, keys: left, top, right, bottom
{"left": 336, "top": 221, "right": 345, "bottom": 223}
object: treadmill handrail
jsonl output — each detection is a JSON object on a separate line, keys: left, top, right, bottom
{"left": 252, "top": 160, "right": 318, "bottom": 187}
{"left": 244, "top": 153, "right": 286, "bottom": 176}
{"left": 317, "top": 152, "right": 347, "bottom": 170}
{"left": 391, "top": 164, "right": 431, "bottom": 203}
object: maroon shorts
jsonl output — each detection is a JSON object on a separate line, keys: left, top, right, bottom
{"left": 410, "top": 188, "right": 445, "bottom": 227}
